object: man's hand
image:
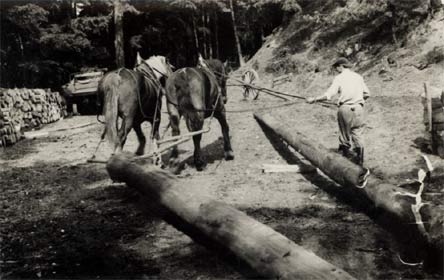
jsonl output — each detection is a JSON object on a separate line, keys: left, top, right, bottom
{"left": 306, "top": 97, "right": 316, "bottom": 104}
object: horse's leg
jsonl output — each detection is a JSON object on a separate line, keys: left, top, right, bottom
{"left": 185, "top": 114, "right": 206, "bottom": 170}
{"left": 192, "top": 133, "right": 205, "bottom": 171}
{"left": 215, "top": 110, "right": 234, "bottom": 160}
{"left": 117, "top": 115, "right": 133, "bottom": 153}
{"left": 152, "top": 115, "right": 161, "bottom": 141}
{"left": 169, "top": 111, "right": 181, "bottom": 161}
{"left": 133, "top": 120, "right": 146, "bottom": 156}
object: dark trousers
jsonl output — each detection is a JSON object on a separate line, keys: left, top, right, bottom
{"left": 337, "top": 104, "right": 365, "bottom": 149}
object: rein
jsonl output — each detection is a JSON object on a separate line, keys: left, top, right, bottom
{"left": 211, "top": 69, "right": 336, "bottom": 108}
{"left": 134, "top": 63, "right": 163, "bottom": 140}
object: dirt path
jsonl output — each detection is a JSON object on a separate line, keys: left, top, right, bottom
{"left": 1, "top": 79, "right": 443, "bottom": 279}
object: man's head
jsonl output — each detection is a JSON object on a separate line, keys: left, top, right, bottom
{"left": 332, "top": 57, "right": 352, "bottom": 73}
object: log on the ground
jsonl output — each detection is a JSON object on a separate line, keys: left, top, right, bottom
{"left": 106, "top": 154, "right": 355, "bottom": 280}
{"left": 254, "top": 111, "right": 444, "bottom": 252}
{"left": 262, "top": 163, "right": 317, "bottom": 173}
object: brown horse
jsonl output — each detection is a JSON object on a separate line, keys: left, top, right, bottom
{"left": 98, "top": 55, "right": 173, "bottom": 156}
{"left": 165, "top": 58, "right": 233, "bottom": 170}
{"left": 198, "top": 56, "right": 228, "bottom": 103}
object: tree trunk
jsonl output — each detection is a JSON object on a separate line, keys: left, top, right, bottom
{"left": 254, "top": 112, "right": 444, "bottom": 253}
{"left": 17, "top": 34, "right": 24, "bottom": 60}
{"left": 201, "top": 7, "right": 207, "bottom": 58}
{"left": 60, "top": 0, "right": 73, "bottom": 27}
{"left": 214, "top": 12, "right": 219, "bottom": 59}
{"left": 192, "top": 17, "right": 200, "bottom": 59}
{"left": 207, "top": 12, "right": 212, "bottom": 58}
{"left": 106, "top": 154, "right": 356, "bottom": 280}
{"left": 114, "top": 0, "right": 125, "bottom": 68}
{"left": 71, "top": 0, "right": 76, "bottom": 19}
{"left": 229, "top": 0, "right": 245, "bottom": 67}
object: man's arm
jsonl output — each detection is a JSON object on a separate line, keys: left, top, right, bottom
{"left": 306, "top": 77, "right": 339, "bottom": 103}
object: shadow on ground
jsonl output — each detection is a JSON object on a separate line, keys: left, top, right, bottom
{"left": 0, "top": 161, "right": 160, "bottom": 279}
{"left": 257, "top": 121, "right": 443, "bottom": 276}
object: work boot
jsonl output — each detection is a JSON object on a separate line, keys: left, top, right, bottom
{"left": 354, "top": 147, "right": 364, "bottom": 166}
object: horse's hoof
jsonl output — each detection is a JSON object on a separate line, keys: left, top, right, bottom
{"left": 224, "top": 150, "right": 234, "bottom": 161}
{"left": 154, "top": 157, "right": 163, "bottom": 167}
{"left": 196, "top": 165, "right": 205, "bottom": 171}
{"left": 135, "top": 150, "right": 144, "bottom": 156}
{"left": 169, "top": 157, "right": 180, "bottom": 167}
{"left": 195, "top": 161, "right": 207, "bottom": 171}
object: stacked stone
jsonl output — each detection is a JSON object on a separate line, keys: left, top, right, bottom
{"left": 423, "top": 87, "right": 444, "bottom": 158}
{"left": 0, "top": 88, "right": 67, "bottom": 146}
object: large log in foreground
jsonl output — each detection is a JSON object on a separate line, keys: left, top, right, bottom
{"left": 254, "top": 111, "right": 444, "bottom": 253}
{"left": 106, "top": 154, "right": 355, "bottom": 280}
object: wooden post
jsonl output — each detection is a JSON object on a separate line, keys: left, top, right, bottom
{"left": 424, "top": 83, "right": 433, "bottom": 132}
{"left": 114, "top": 0, "right": 124, "bottom": 68}
{"left": 72, "top": 103, "right": 79, "bottom": 115}
{"left": 254, "top": 111, "right": 443, "bottom": 252}
{"left": 424, "top": 83, "right": 438, "bottom": 153}
{"left": 229, "top": 0, "right": 245, "bottom": 67}
{"left": 106, "top": 154, "right": 356, "bottom": 280}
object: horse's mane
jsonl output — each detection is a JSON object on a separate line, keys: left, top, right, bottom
{"left": 135, "top": 62, "right": 158, "bottom": 82}
{"left": 146, "top": 55, "right": 165, "bottom": 66}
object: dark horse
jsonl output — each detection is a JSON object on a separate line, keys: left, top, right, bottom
{"left": 97, "top": 55, "right": 173, "bottom": 156}
{"left": 165, "top": 58, "right": 234, "bottom": 170}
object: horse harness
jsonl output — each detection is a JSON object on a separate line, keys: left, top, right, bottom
{"left": 166, "top": 67, "right": 222, "bottom": 114}
{"left": 117, "top": 63, "right": 163, "bottom": 121}
{"left": 109, "top": 63, "right": 164, "bottom": 141}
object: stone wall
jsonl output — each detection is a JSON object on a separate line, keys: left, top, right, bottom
{"left": 0, "top": 88, "right": 67, "bottom": 146}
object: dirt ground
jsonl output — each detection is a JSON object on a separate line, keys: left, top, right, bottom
{"left": 1, "top": 75, "right": 443, "bottom": 279}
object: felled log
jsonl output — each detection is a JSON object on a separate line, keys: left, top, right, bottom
{"left": 262, "top": 163, "right": 317, "bottom": 174}
{"left": 254, "top": 111, "right": 443, "bottom": 252}
{"left": 106, "top": 154, "right": 355, "bottom": 280}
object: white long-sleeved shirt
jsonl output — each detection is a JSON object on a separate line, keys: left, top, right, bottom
{"left": 322, "top": 69, "right": 370, "bottom": 106}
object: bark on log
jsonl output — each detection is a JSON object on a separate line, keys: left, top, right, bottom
{"left": 254, "top": 111, "right": 444, "bottom": 253}
{"left": 262, "top": 163, "right": 317, "bottom": 174}
{"left": 106, "top": 154, "right": 355, "bottom": 280}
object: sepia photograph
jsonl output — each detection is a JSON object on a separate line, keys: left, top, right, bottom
{"left": 1, "top": 0, "right": 443, "bottom": 279}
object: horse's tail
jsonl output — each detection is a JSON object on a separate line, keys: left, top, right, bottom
{"left": 100, "top": 72, "right": 121, "bottom": 152}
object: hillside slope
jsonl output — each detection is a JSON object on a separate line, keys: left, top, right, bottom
{"left": 246, "top": 1, "right": 444, "bottom": 98}
{"left": 238, "top": 1, "right": 444, "bottom": 200}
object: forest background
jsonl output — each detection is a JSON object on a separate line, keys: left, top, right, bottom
{"left": 1, "top": 0, "right": 442, "bottom": 90}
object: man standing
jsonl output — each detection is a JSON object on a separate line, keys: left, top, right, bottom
{"left": 306, "top": 57, "right": 370, "bottom": 166}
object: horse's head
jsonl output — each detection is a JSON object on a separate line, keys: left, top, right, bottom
{"left": 135, "top": 54, "right": 174, "bottom": 87}
{"left": 148, "top": 56, "right": 174, "bottom": 77}
{"left": 135, "top": 52, "right": 144, "bottom": 68}
{"left": 197, "top": 53, "right": 210, "bottom": 69}
{"left": 149, "top": 56, "right": 175, "bottom": 87}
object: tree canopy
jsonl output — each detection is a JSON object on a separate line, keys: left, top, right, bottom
{"left": 1, "top": 0, "right": 439, "bottom": 89}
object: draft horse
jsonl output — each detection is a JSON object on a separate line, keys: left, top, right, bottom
{"left": 165, "top": 58, "right": 234, "bottom": 170}
{"left": 98, "top": 55, "right": 173, "bottom": 156}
